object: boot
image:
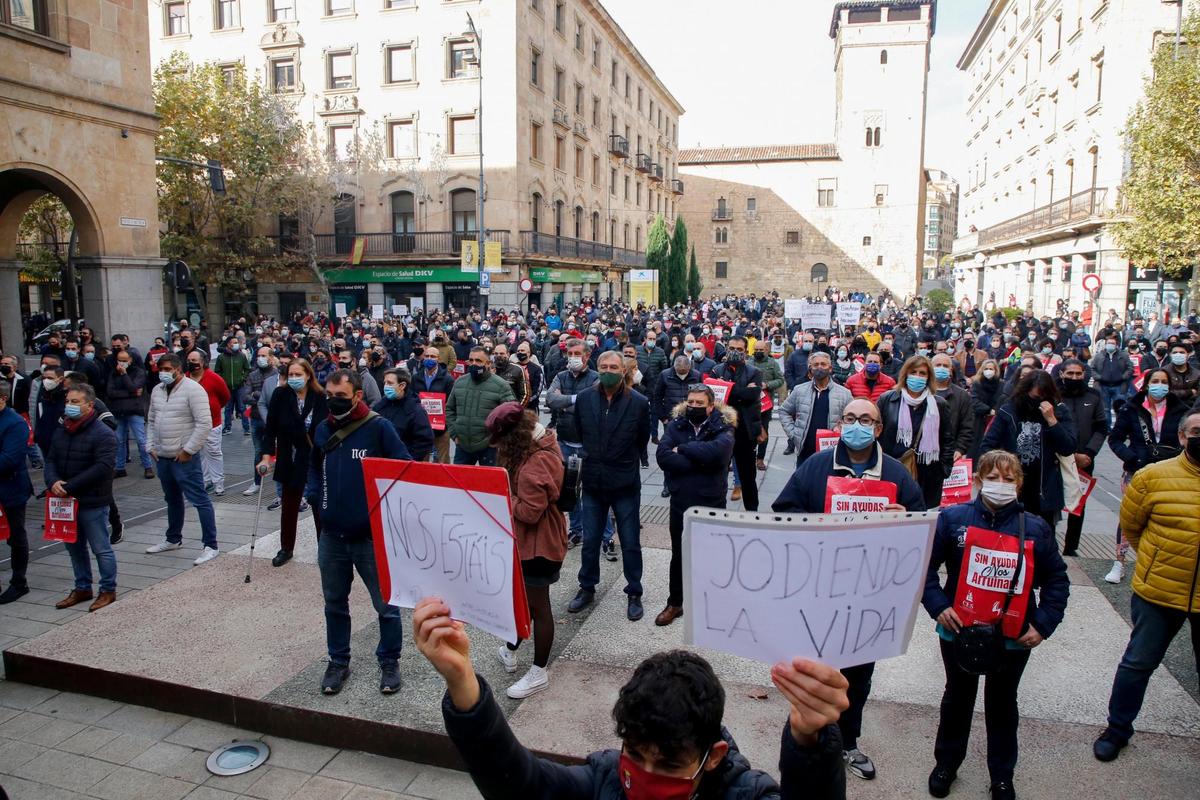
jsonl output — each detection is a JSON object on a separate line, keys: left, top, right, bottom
{"left": 731, "top": 486, "right": 742, "bottom": 502}
{"left": 56, "top": 589, "right": 94, "bottom": 609}
{"left": 88, "top": 592, "right": 116, "bottom": 612}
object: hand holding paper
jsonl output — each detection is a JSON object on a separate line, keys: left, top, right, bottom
{"left": 770, "top": 658, "right": 850, "bottom": 746}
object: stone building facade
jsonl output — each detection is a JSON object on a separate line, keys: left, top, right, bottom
{"left": 0, "top": 0, "right": 163, "bottom": 350}
{"left": 924, "top": 168, "right": 958, "bottom": 281}
{"left": 678, "top": 1, "right": 936, "bottom": 300}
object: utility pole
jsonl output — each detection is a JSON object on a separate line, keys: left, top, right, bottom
{"left": 465, "top": 14, "right": 486, "bottom": 317}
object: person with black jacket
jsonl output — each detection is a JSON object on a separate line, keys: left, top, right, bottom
{"left": 514, "top": 340, "right": 544, "bottom": 414}
{"left": 878, "top": 356, "right": 956, "bottom": 510}
{"left": 931, "top": 353, "right": 975, "bottom": 463}
{"left": 1057, "top": 359, "right": 1110, "bottom": 556}
{"left": 709, "top": 336, "right": 763, "bottom": 512}
{"left": 0, "top": 379, "right": 34, "bottom": 604}
{"left": 413, "top": 596, "right": 850, "bottom": 800}
{"left": 654, "top": 384, "right": 735, "bottom": 627}
{"left": 969, "top": 359, "right": 1003, "bottom": 459}
{"left": 106, "top": 351, "right": 154, "bottom": 479}
{"left": 415, "top": 346, "right": 456, "bottom": 463}
{"left": 45, "top": 383, "right": 118, "bottom": 613}
{"left": 259, "top": 358, "right": 327, "bottom": 567}
{"left": 374, "top": 369, "right": 434, "bottom": 462}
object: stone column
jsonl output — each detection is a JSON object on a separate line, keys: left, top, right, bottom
{"left": 75, "top": 256, "right": 166, "bottom": 350}
{"left": 0, "top": 261, "right": 24, "bottom": 354}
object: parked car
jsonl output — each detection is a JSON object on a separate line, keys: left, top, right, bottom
{"left": 32, "top": 320, "right": 76, "bottom": 348}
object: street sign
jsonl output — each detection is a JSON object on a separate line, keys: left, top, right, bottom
{"left": 519, "top": 278, "right": 533, "bottom": 292}
{"left": 1081, "top": 273, "right": 1102, "bottom": 293}
{"left": 479, "top": 271, "right": 491, "bottom": 289}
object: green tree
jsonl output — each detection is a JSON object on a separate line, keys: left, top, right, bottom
{"left": 924, "top": 288, "right": 953, "bottom": 313}
{"left": 667, "top": 215, "right": 689, "bottom": 304}
{"left": 17, "top": 195, "right": 72, "bottom": 284}
{"left": 687, "top": 244, "right": 702, "bottom": 299}
{"left": 646, "top": 216, "right": 671, "bottom": 306}
{"left": 154, "top": 53, "right": 307, "bottom": 286}
{"left": 1112, "top": 12, "right": 1200, "bottom": 277}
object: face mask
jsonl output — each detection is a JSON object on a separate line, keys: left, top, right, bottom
{"left": 327, "top": 396, "right": 354, "bottom": 418}
{"left": 810, "top": 367, "right": 831, "bottom": 382}
{"left": 1105, "top": 343, "right": 1117, "bottom": 353}
{"left": 159, "top": 372, "right": 175, "bottom": 385}
{"left": 0, "top": 365, "right": 11, "bottom": 376}
{"left": 685, "top": 406, "right": 709, "bottom": 425}
{"left": 599, "top": 372, "right": 623, "bottom": 390}
{"left": 1187, "top": 435, "right": 1200, "bottom": 463}
{"left": 287, "top": 377, "right": 306, "bottom": 391}
{"left": 980, "top": 479, "right": 1018, "bottom": 506}
{"left": 1041, "top": 347, "right": 1053, "bottom": 356}
{"left": 802, "top": 342, "right": 813, "bottom": 352}
{"left": 84, "top": 352, "right": 95, "bottom": 361}
{"left": 905, "top": 375, "right": 928, "bottom": 393}
{"left": 568, "top": 356, "right": 585, "bottom": 373}
{"left": 964, "top": 341, "right": 975, "bottom": 350}
{"left": 383, "top": 384, "right": 399, "bottom": 400}
{"left": 837, "top": 350, "right": 848, "bottom": 359}
{"left": 618, "top": 749, "right": 709, "bottom": 800}
{"left": 423, "top": 358, "right": 439, "bottom": 370}
{"left": 840, "top": 421, "right": 876, "bottom": 450}
{"left": 727, "top": 351, "right": 745, "bottom": 364}
{"left": 982, "top": 369, "right": 996, "bottom": 380}
{"left": 64, "top": 404, "right": 83, "bottom": 419}
{"left": 865, "top": 363, "right": 880, "bottom": 376}
{"left": 468, "top": 364, "right": 486, "bottom": 380}
{"left": 65, "top": 351, "right": 77, "bottom": 360}
{"left": 338, "top": 361, "right": 353, "bottom": 370}
{"left": 918, "top": 349, "right": 931, "bottom": 358}
{"left": 691, "top": 349, "right": 705, "bottom": 361}
{"left": 257, "top": 356, "right": 270, "bottom": 368}
{"left": 1171, "top": 353, "right": 1188, "bottom": 366}
{"left": 753, "top": 353, "right": 766, "bottom": 362}
{"left": 189, "top": 363, "right": 203, "bottom": 374}
{"left": 42, "top": 378, "right": 59, "bottom": 391}
{"left": 231, "top": 343, "right": 240, "bottom": 352}
{"left": 1147, "top": 383, "right": 1170, "bottom": 400}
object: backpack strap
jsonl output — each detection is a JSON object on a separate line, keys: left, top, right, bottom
{"left": 322, "top": 411, "right": 379, "bottom": 454}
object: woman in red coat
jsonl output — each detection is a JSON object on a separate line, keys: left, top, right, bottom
{"left": 486, "top": 401, "right": 567, "bottom": 700}
{"left": 845, "top": 351, "right": 896, "bottom": 400}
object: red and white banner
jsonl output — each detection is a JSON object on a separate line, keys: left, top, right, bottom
{"left": 1065, "top": 470, "right": 1096, "bottom": 517}
{"left": 452, "top": 360, "right": 467, "bottom": 379}
{"left": 44, "top": 496, "right": 78, "bottom": 543}
{"left": 823, "top": 476, "right": 898, "bottom": 514}
{"left": 418, "top": 392, "right": 447, "bottom": 431}
{"left": 954, "top": 526, "right": 1035, "bottom": 639}
{"left": 759, "top": 388, "right": 774, "bottom": 414}
{"left": 362, "top": 458, "right": 531, "bottom": 643}
{"left": 702, "top": 376, "right": 734, "bottom": 406}
{"left": 816, "top": 429, "right": 839, "bottom": 452}
{"left": 940, "top": 458, "right": 973, "bottom": 506}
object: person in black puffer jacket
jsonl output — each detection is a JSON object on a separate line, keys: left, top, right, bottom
{"left": 374, "top": 369, "right": 434, "bottom": 462}
{"left": 968, "top": 359, "right": 1003, "bottom": 459}
{"left": 106, "top": 352, "right": 154, "bottom": 478}
{"left": 44, "top": 383, "right": 118, "bottom": 612}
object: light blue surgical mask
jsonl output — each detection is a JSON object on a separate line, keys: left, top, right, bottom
{"left": 1147, "top": 383, "right": 1170, "bottom": 400}
{"left": 1105, "top": 342, "right": 1117, "bottom": 353}
{"left": 840, "top": 422, "right": 876, "bottom": 451}
{"left": 83, "top": 352, "right": 95, "bottom": 361}
{"left": 383, "top": 384, "right": 399, "bottom": 400}
{"left": 1171, "top": 352, "right": 1188, "bottom": 366}
{"left": 159, "top": 372, "right": 175, "bottom": 385}
{"left": 906, "top": 375, "right": 928, "bottom": 393}
{"left": 933, "top": 367, "right": 951, "bottom": 382}
{"left": 287, "top": 377, "right": 305, "bottom": 391}
{"left": 63, "top": 404, "right": 83, "bottom": 419}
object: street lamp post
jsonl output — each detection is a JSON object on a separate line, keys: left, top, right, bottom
{"left": 465, "top": 14, "right": 487, "bottom": 317}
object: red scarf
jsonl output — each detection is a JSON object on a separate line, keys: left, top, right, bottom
{"left": 328, "top": 399, "right": 370, "bottom": 429}
{"left": 63, "top": 409, "right": 95, "bottom": 434}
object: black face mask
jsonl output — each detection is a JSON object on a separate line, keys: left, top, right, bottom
{"left": 468, "top": 364, "right": 487, "bottom": 381}
{"left": 327, "top": 397, "right": 353, "bottom": 417}
{"left": 1062, "top": 377, "right": 1086, "bottom": 395}
{"left": 685, "top": 406, "right": 709, "bottom": 425}
{"left": 338, "top": 361, "right": 353, "bottom": 369}
{"left": 0, "top": 365, "right": 11, "bottom": 377}
{"left": 1188, "top": 435, "right": 1200, "bottom": 464}
{"left": 1020, "top": 395, "right": 1042, "bottom": 417}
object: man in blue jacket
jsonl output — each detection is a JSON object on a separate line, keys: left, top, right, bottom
{"left": 0, "top": 379, "right": 34, "bottom": 603}
{"left": 306, "top": 369, "right": 412, "bottom": 696}
{"left": 568, "top": 351, "right": 650, "bottom": 621}
{"left": 771, "top": 398, "right": 925, "bottom": 783}
{"left": 654, "top": 384, "right": 734, "bottom": 627}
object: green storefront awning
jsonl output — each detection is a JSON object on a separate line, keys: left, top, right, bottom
{"left": 528, "top": 267, "right": 603, "bottom": 283}
{"left": 325, "top": 266, "right": 478, "bottom": 283}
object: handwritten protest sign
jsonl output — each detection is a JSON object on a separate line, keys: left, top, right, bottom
{"left": 683, "top": 509, "right": 937, "bottom": 668}
{"left": 784, "top": 298, "right": 804, "bottom": 320}
{"left": 362, "top": 459, "right": 532, "bottom": 643}
{"left": 334, "top": 302, "right": 347, "bottom": 319}
{"left": 799, "top": 302, "right": 832, "bottom": 331}
{"left": 836, "top": 302, "right": 862, "bottom": 327}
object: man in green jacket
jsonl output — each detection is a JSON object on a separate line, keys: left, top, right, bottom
{"left": 446, "top": 346, "right": 514, "bottom": 466}
{"left": 214, "top": 337, "right": 250, "bottom": 436}
{"left": 752, "top": 339, "right": 785, "bottom": 471}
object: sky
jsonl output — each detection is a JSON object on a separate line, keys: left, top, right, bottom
{"left": 600, "top": 0, "right": 991, "bottom": 184}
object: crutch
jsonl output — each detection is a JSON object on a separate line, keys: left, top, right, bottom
{"left": 245, "top": 462, "right": 270, "bottom": 583}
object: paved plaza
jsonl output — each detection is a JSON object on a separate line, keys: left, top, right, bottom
{"left": 1, "top": 417, "right": 1198, "bottom": 800}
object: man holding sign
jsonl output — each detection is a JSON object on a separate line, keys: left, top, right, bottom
{"left": 772, "top": 398, "right": 924, "bottom": 782}
{"left": 417, "top": 346, "right": 455, "bottom": 463}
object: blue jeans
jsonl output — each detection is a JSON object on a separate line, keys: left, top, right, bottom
{"left": 559, "top": 442, "right": 612, "bottom": 541}
{"left": 156, "top": 456, "right": 218, "bottom": 549}
{"left": 1099, "top": 384, "right": 1125, "bottom": 420}
{"left": 1106, "top": 593, "right": 1200, "bottom": 742}
{"left": 223, "top": 393, "right": 249, "bottom": 433}
{"left": 577, "top": 488, "right": 642, "bottom": 596}
{"left": 453, "top": 444, "right": 496, "bottom": 466}
{"left": 317, "top": 534, "right": 402, "bottom": 667}
{"left": 65, "top": 506, "right": 117, "bottom": 593}
{"left": 115, "top": 414, "right": 152, "bottom": 470}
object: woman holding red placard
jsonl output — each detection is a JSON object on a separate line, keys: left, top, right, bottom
{"left": 921, "top": 450, "right": 1070, "bottom": 800}
{"left": 487, "top": 401, "right": 567, "bottom": 700}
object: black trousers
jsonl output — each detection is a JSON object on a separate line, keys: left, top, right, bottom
{"left": 1063, "top": 505, "right": 1085, "bottom": 554}
{"left": 0, "top": 501, "right": 29, "bottom": 587}
{"left": 756, "top": 410, "right": 772, "bottom": 459}
{"left": 732, "top": 432, "right": 759, "bottom": 511}
{"left": 839, "top": 661, "right": 875, "bottom": 750}
{"left": 934, "top": 638, "right": 1031, "bottom": 783}
{"left": 667, "top": 495, "right": 725, "bottom": 607}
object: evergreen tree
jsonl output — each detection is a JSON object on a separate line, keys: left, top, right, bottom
{"left": 668, "top": 216, "right": 689, "bottom": 305}
{"left": 646, "top": 215, "right": 671, "bottom": 306}
{"left": 687, "top": 244, "right": 702, "bottom": 300}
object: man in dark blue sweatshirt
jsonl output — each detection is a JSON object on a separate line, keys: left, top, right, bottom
{"left": 306, "top": 369, "right": 411, "bottom": 697}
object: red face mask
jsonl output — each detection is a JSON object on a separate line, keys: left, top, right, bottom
{"left": 618, "top": 748, "right": 709, "bottom": 800}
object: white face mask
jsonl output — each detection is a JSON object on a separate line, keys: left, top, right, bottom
{"left": 567, "top": 356, "right": 584, "bottom": 372}
{"left": 42, "top": 378, "right": 59, "bottom": 391}
{"left": 633, "top": 370, "right": 643, "bottom": 385}
{"left": 980, "top": 479, "right": 1018, "bottom": 506}
{"left": 982, "top": 369, "right": 996, "bottom": 379}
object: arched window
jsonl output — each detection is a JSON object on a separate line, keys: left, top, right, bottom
{"left": 334, "top": 193, "right": 356, "bottom": 254}
{"left": 450, "top": 188, "right": 477, "bottom": 232}
{"left": 810, "top": 262, "right": 829, "bottom": 283}
{"left": 865, "top": 127, "right": 873, "bottom": 147}
{"left": 873, "top": 127, "right": 882, "bottom": 146}
{"left": 591, "top": 211, "right": 600, "bottom": 241}
{"left": 636, "top": 225, "right": 642, "bottom": 251}
{"left": 623, "top": 222, "right": 630, "bottom": 249}
{"left": 880, "top": 49, "right": 888, "bottom": 64}
{"left": 574, "top": 205, "right": 583, "bottom": 239}
{"left": 390, "top": 191, "right": 414, "bottom": 233}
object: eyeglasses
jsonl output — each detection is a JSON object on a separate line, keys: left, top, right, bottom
{"left": 839, "top": 415, "right": 879, "bottom": 426}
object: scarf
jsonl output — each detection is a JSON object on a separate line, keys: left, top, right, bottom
{"left": 1143, "top": 396, "right": 1167, "bottom": 437}
{"left": 897, "top": 389, "right": 941, "bottom": 464}
{"left": 328, "top": 399, "right": 370, "bottom": 429}
{"left": 63, "top": 409, "right": 95, "bottom": 435}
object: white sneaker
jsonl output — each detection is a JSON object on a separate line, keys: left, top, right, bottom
{"left": 145, "top": 540, "right": 182, "bottom": 554}
{"left": 506, "top": 665, "right": 549, "bottom": 699}
{"left": 193, "top": 547, "right": 220, "bottom": 566}
{"left": 496, "top": 645, "right": 518, "bottom": 674}
{"left": 1104, "top": 560, "right": 1125, "bottom": 584}
{"left": 242, "top": 486, "right": 258, "bottom": 496}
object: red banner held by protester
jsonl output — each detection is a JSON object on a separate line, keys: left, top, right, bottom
{"left": 1065, "top": 471, "right": 1096, "bottom": 517}
{"left": 823, "top": 476, "right": 898, "bottom": 514}
{"left": 702, "top": 376, "right": 734, "bottom": 406}
{"left": 953, "top": 526, "right": 1035, "bottom": 639}
{"left": 418, "top": 392, "right": 448, "bottom": 431}
{"left": 940, "top": 458, "right": 973, "bottom": 506}
{"left": 44, "top": 496, "right": 78, "bottom": 543}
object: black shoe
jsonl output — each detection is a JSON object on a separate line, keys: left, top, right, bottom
{"left": 603, "top": 539, "right": 618, "bottom": 562}
{"left": 928, "top": 765, "right": 956, "bottom": 798}
{"left": 321, "top": 663, "right": 350, "bottom": 695}
{"left": 1062, "top": 549, "right": 1078, "bottom": 557}
{"left": 567, "top": 588, "right": 594, "bottom": 613}
{"left": 989, "top": 780, "right": 1015, "bottom": 800}
{"left": 627, "top": 594, "right": 644, "bottom": 621}
{"left": 566, "top": 533, "right": 582, "bottom": 549}
{"left": 640, "top": 456, "right": 649, "bottom": 467}
{"left": 379, "top": 662, "right": 401, "bottom": 694}
{"left": 271, "top": 550, "right": 292, "bottom": 567}
{"left": 1093, "top": 729, "right": 1127, "bottom": 762}
{"left": 113, "top": 469, "right": 128, "bottom": 478}
{"left": 0, "top": 584, "right": 30, "bottom": 604}
{"left": 660, "top": 487, "right": 670, "bottom": 498}
{"left": 650, "top": 436, "right": 659, "bottom": 444}
{"left": 782, "top": 445, "right": 795, "bottom": 456}
{"left": 109, "top": 524, "right": 123, "bottom": 546}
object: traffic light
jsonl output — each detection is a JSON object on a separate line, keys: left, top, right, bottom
{"left": 207, "top": 160, "right": 226, "bottom": 196}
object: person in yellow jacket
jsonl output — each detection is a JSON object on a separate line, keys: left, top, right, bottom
{"left": 1094, "top": 408, "right": 1200, "bottom": 763}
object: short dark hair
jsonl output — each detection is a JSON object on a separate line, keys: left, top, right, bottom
{"left": 67, "top": 383, "right": 96, "bottom": 405}
{"left": 384, "top": 368, "right": 411, "bottom": 386}
{"left": 612, "top": 650, "right": 725, "bottom": 763}
{"left": 1014, "top": 368, "right": 1061, "bottom": 405}
{"left": 326, "top": 368, "right": 362, "bottom": 391}
{"left": 157, "top": 353, "right": 181, "bottom": 371}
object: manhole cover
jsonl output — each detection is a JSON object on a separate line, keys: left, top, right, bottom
{"left": 206, "top": 741, "right": 270, "bottom": 776}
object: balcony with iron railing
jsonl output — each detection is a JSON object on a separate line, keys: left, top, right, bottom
{"left": 311, "top": 229, "right": 510, "bottom": 258}
{"left": 976, "top": 187, "right": 1109, "bottom": 247}
{"left": 712, "top": 206, "right": 732, "bottom": 221}
{"left": 608, "top": 134, "right": 629, "bottom": 157}
{"left": 520, "top": 231, "right": 646, "bottom": 268}
{"left": 635, "top": 153, "right": 652, "bottom": 173}
{"left": 670, "top": 178, "right": 684, "bottom": 195}
{"left": 648, "top": 164, "right": 663, "bottom": 182}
